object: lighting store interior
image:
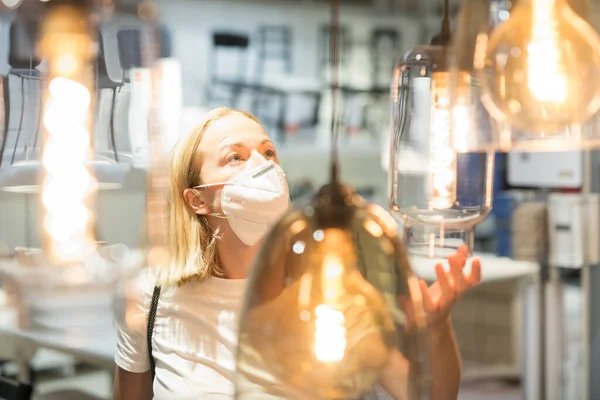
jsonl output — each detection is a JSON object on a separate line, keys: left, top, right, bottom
{"left": 0, "top": 0, "right": 599, "bottom": 399}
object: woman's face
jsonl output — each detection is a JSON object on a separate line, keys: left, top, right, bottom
{"left": 191, "top": 113, "right": 280, "bottom": 216}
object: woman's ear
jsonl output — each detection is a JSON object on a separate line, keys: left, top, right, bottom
{"left": 183, "top": 188, "right": 209, "bottom": 215}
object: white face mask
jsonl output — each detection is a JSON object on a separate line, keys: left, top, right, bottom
{"left": 194, "top": 161, "right": 290, "bottom": 246}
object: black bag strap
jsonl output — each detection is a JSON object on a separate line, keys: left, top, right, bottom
{"left": 147, "top": 285, "right": 162, "bottom": 381}
{"left": 0, "top": 375, "right": 33, "bottom": 400}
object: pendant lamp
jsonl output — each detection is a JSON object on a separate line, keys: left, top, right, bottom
{"left": 389, "top": 0, "right": 495, "bottom": 259}
{"left": 452, "top": 0, "right": 600, "bottom": 151}
{"left": 234, "top": 1, "right": 431, "bottom": 399}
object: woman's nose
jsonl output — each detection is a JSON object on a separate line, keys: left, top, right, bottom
{"left": 246, "top": 151, "right": 268, "bottom": 169}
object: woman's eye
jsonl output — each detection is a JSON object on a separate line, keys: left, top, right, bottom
{"left": 227, "top": 153, "right": 243, "bottom": 163}
{"left": 265, "top": 149, "right": 276, "bottom": 159}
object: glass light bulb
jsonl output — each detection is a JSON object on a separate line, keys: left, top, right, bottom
{"left": 429, "top": 72, "right": 458, "bottom": 210}
{"left": 235, "top": 185, "right": 429, "bottom": 400}
{"left": 479, "top": 0, "right": 600, "bottom": 133}
{"left": 390, "top": 45, "right": 494, "bottom": 259}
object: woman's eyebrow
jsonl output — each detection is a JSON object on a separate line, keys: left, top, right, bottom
{"left": 219, "top": 142, "right": 248, "bottom": 152}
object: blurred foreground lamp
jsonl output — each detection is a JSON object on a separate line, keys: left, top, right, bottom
{"left": 455, "top": 0, "right": 600, "bottom": 151}
{"left": 39, "top": 1, "right": 98, "bottom": 263}
{"left": 234, "top": 1, "right": 430, "bottom": 399}
{"left": 389, "top": 0, "right": 494, "bottom": 259}
{"left": 0, "top": 1, "right": 169, "bottom": 338}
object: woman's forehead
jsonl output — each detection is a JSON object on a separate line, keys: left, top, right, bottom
{"left": 200, "top": 114, "right": 268, "bottom": 149}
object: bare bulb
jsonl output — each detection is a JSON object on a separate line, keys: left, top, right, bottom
{"left": 478, "top": 0, "right": 600, "bottom": 133}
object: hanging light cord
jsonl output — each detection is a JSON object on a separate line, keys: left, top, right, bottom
{"left": 442, "top": 0, "right": 450, "bottom": 37}
{"left": 431, "top": 0, "right": 452, "bottom": 45}
{"left": 329, "top": 0, "right": 341, "bottom": 184}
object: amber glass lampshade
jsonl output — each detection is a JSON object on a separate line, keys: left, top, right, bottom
{"left": 235, "top": 182, "right": 430, "bottom": 400}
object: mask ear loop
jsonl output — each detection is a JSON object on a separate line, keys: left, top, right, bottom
{"left": 190, "top": 185, "right": 234, "bottom": 220}
{"left": 192, "top": 181, "right": 232, "bottom": 189}
{"left": 191, "top": 191, "right": 225, "bottom": 242}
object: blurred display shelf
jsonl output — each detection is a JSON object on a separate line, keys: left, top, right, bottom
{"left": 411, "top": 253, "right": 539, "bottom": 283}
{"left": 278, "top": 143, "right": 384, "bottom": 189}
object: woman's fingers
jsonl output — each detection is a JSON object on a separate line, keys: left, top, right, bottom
{"left": 467, "top": 258, "right": 482, "bottom": 285}
{"left": 419, "top": 279, "right": 438, "bottom": 313}
{"left": 435, "top": 263, "right": 456, "bottom": 305}
{"left": 448, "top": 253, "right": 469, "bottom": 293}
{"left": 457, "top": 245, "right": 469, "bottom": 258}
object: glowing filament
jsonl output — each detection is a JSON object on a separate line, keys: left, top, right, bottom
{"left": 314, "top": 305, "right": 346, "bottom": 363}
{"left": 429, "top": 73, "right": 457, "bottom": 210}
{"left": 527, "top": 0, "right": 566, "bottom": 103}
{"left": 40, "top": 6, "right": 95, "bottom": 264}
{"left": 42, "top": 77, "right": 94, "bottom": 262}
{"left": 314, "top": 253, "right": 347, "bottom": 363}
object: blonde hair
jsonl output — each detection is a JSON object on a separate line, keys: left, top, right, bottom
{"left": 159, "top": 107, "right": 263, "bottom": 286}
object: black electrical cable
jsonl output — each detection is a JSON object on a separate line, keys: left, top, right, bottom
{"left": 329, "top": 0, "right": 341, "bottom": 185}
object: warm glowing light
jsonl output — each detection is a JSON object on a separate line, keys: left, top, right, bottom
{"left": 479, "top": 0, "right": 600, "bottom": 134}
{"left": 314, "top": 252, "right": 347, "bottom": 363}
{"left": 314, "top": 304, "right": 346, "bottom": 363}
{"left": 42, "top": 76, "right": 95, "bottom": 262}
{"left": 56, "top": 53, "right": 79, "bottom": 76}
{"left": 429, "top": 72, "right": 457, "bottom": 210}
{"left": 527, "top": 0, "right": 566, "bottom": 103}
{"left": 39, "top": 5, "right": 95, "bottom": 264}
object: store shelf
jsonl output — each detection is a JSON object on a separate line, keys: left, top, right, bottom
{"left": 410, "top": 253, "right": 539, "bottom": 284}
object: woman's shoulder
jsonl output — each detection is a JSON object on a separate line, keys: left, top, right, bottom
{"left": 118, "top": 267, "right": 163, "bottom": 310}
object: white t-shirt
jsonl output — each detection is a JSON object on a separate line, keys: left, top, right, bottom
{"left": 114, "top": 270, "right": 247, "bottom": 400}
{"left": 114, "top": 270, "right": 393, "bottom": 400}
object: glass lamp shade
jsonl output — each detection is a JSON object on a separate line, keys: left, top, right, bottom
{"left": 235, "top": 183, "right": 431, "bottom": 400}
{"left": 389, "top": 45, "right": 494, "bottom": 259}
{"left": 455, "top": 0, "right": 600, "bottom": 151}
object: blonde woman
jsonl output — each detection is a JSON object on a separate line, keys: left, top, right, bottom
{"left": 112, "top": 107, "right": 481, "bottom": 400}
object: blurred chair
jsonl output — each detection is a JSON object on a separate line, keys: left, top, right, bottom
{"left": 370, "top": 28, "right": 400, "bottom": 92}
{"left": 0, "top": 19, "right": 43, "bottom": 170}
{"left": 116, "top": 28, "right": 151, "bottom": 169}
{"left": 253, "top": 77, "right": 321, "bottom": 144}
{"left": 318, "top": 24, "right": 350, "bottom": 83}
{"left": 116, "top": 29, "right": 142, "bottom": 84}
{"left": 206, "top": 32, "right": 251, "bottom": 108}
{"left": 255, "top": 25, "right": 292, "bottom": 80}
{"left": 358, "top": 27, "right": 401, "bottom": 139}
{"left": 95, "top": 31, "right": 124, "bottom": 164}
{"left": 252, "top": 25, "right": 321, "bottom": 143}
